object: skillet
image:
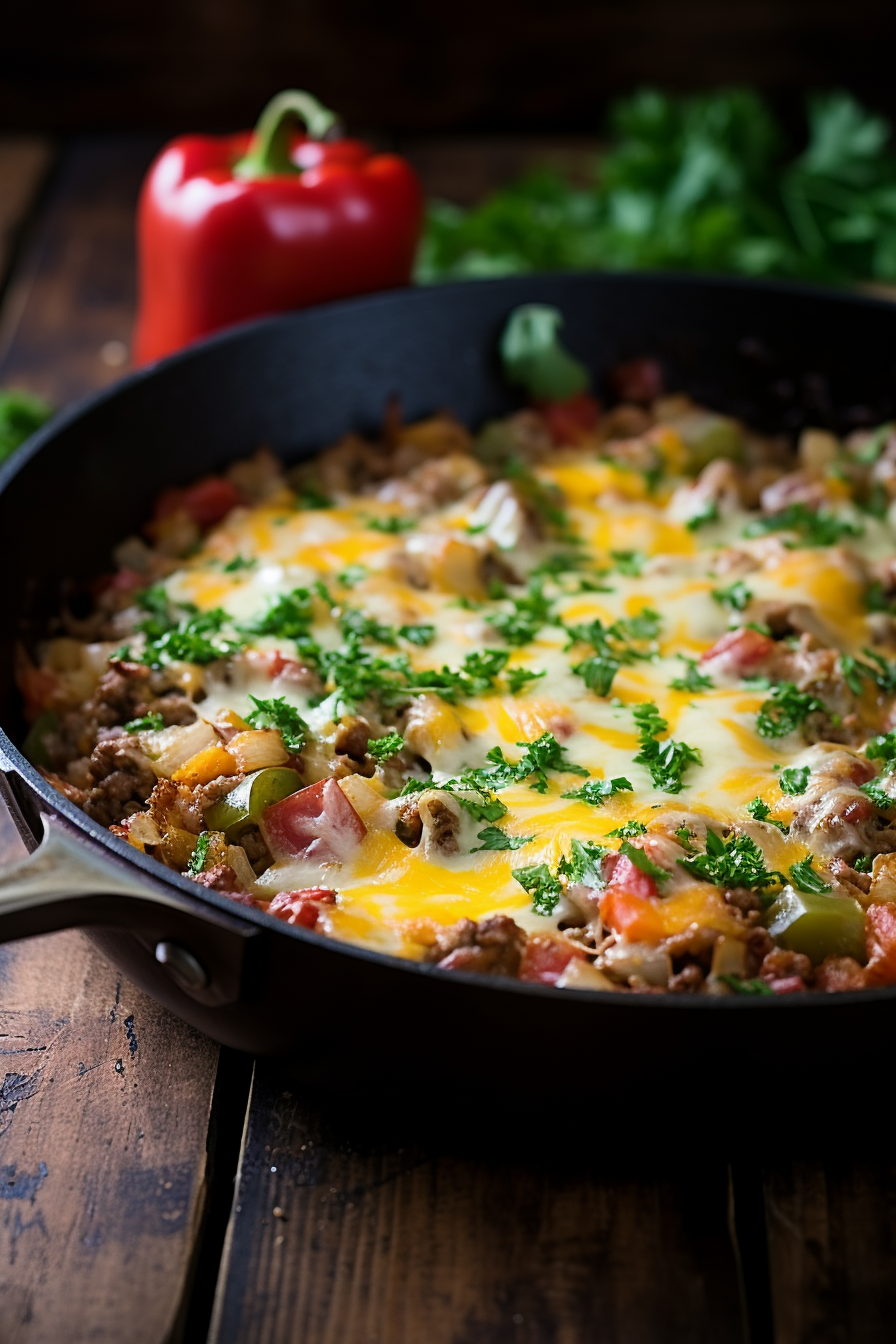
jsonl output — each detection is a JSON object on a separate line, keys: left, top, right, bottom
{"left": 1, "top": 270, "right": 895, "bottom": 1094}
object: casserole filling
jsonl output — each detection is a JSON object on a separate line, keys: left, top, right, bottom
{"left": 21, "top": 377, "right": 896, "bottom": 994}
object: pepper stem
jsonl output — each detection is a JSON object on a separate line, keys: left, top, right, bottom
{"left": 233, "top": 89, "right": 338, "bottom": 179}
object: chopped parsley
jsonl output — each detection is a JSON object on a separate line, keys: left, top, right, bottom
{"left": 788, "top": 857, "right": 832, "bottom": 893}
{"left": 839, "top": 649, "right": 896, "bottom": 696}
{"left": 632, "top": 701, "right": 702, "bottom": 794}
{"left": 241, "top": 588, "right": 314, "bottom": 641}
{"left": 485, "top": 577, "right": 554, "bottom": 646}
{"left": 610, "top": 549, "right": 645, "bottom": 577}
{"left": 563, "top": 776, "right": 634, "bottom": 807}
{"left": 511, "top": 863, "right": 564, "bottom": 916}
{"left": 504, "top": 456, "right": 573, "bottom": 536}
{"left": 398, "top": 623, "right": 436, "bottom": 647}
{"left": 480, "top": 732, "right": 589, "bottom": 795}
{"left": 686, "top": 500, "right": 719, "bottom": 532}
{"left": 866, "top": 733, "right": 896, "bottom": 768}
{"left": 222, "top": 554, "right": 256, "bottom": 572}
{"left": 619, "top": 840, "right": 668, "bottom": 880}
{"left": 607, "top": 819, "right": 647, "bottom": 837}
{"left": 140, "top": 608, "right": 244, "bottom": 668}
{"left": 669, "top": 658, "right": 714, "bottom": 692}
{"left": 854, "top": 855, "right": 874, "bottom": 873}
{"left": 505, "top": 667, "right": 547, "bottom": 695}
{"left": 746, "top": 797, "right": 789, "bottom": 833}
{"left": 743, "top": 503, "right": 863, "bottom": 547}
{"left": 245, "top": 695, "right": 307, "bottom": 752}
{"left": 567, "top": 609, "right": 662, "bottom": 697}
{"left": 340, "top": 608, "right": 398, "bottom": 645}
{"left": 471, "top": 826, "right": 534, "bottom": 852}
{"left": 365, "top": 514, "right": 416, "bottom": 533}
{"left": 187, "top": 832, "right": 211, "bottom": 876}
{"left": 778, "top": 764, "right": 811, "bottom": 795}
{"left": 367, "top": 732, "right": 404, "bottom": 763}
{"left": 558, "top": 838, "right": 607, "bottom": 886}
{"left": 295, "top": 483, "right": 333, "bottom": 509}
{"left": 338, "top": 564, "right": 367, "bottom": 588}
{"left": 711, "top": 579, "right": 752, "bottom": 612}
{"left": 861, "top": 780, "right": 893, "bottom": 811}
{"left": 756, "top": 683, "right": 826, "bottom": 739}
{"left": 124, "top": 712, "right": 164, "bottom": 733}
{"left": 678, "top": 828, "right": 782, "bottom": 890}
{"left": 719, "top": 975, "right": 774, "bottom": 996}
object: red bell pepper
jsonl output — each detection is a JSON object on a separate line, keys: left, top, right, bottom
{"left": 134, "top": 90, "right": 423, "bottom": 364}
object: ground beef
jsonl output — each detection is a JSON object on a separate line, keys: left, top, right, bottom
{"left": 190, "top": 863, "right": 242, "bottom": 893}
{"left": 759, "top": 947, "right": 813, "bottom": 985}
{"left": 723, "top": 887, "right": 765, "bottom": 916}
{"left": 72, "top": 735, "right": 159, "bottom": 826}
{"left": 668, "top": 964, "right": 705, "bottom": 992}
{"left": 425, "top": 914, "right": 527, "bottom": 977}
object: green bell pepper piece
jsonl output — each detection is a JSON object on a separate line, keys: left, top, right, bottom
{"left": 21, "top": 710, "right": 58, "bottom": 768}
{"left": 765, "top": 887, "right": 866, "bottom": 964}
{"left": 673, "top": 410, "right": 745, "bottom": 470}
{"left": 205, "top": 767, "right": 302, "bottom": 840}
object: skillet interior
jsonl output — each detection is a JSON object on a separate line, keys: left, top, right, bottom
{"left": 2, "top": 271, "right": 896, "bottom": 1091}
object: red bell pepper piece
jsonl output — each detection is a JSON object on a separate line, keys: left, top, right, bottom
{"left": 536, "top": 391, "right": 602, "bottom": 445}
{"left": 134, "top": 90, "right": 423, "bottom": 364}
{"left": 519, "top": 936, "right": 585, "bottom": 985}
{"left": 266, "top": 887, "right": 337, "bottom": 930}
{"left": 260, "top": 777, "right": 366, "bottom": 862}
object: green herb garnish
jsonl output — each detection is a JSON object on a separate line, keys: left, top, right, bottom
{"left": 246, "top": 695, "right": 307, "bottom": 752}
{"left": 471, "top": 826, "right": 534, "bottom": 852}
{"left": 187, "top": 832, "right": 211, "bottom": 876}
{"left": 632, "top": 701, "right": 702, "bottom": 794}
{"left": 511, "top": 863, "right": 564, "bottom": 916}
{"left": 124, "top": 712, "right": 165, "bottom": 733}
{"left": 756, "top": 683, "right": 826, "bottom": 738}
{"left": 711, "top": 579, "right": 752, "bottom": 611}
{"left": 563, "top": 776, "right": 634, "bottom": 807}
{"left": 367, "top": 732, "right": 404, "bottom": 763}
{"left": 788, "top": 857, "right": 832, "bottom": 893}
{"left": 778, "top": 765, "right": 810, "bottom": 795}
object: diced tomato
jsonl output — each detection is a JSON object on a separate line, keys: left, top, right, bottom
{"left": 700, "top": 626, "right": 775, "bottom": 671}
{"left": 599, "top": 888, "right": 665, "bottom": 943}
{"left": 603, "top": 851, "right": 659, "bottom": 901}
{"left": 260, "top": 778, "right": 366, "bottom": 862}
{"left": 767, "top": 976, "right": 807, "bottom": 995}
{"left": 266, "top": 887, "right": 337, "bottom": 930}
{"left": 610, "top": 358, "right": 664, "bottom": 406}
{"left": 519, "top": 936, "right": 585, "bottom": 985}
{"left": 537, "top": 392, "right": 601, "bottom": 445}
{"left": 154, "top": 476, "right": 244, "bottom": 529}
{"left": 865, "top": 901, "right": 896, "bottom": 987}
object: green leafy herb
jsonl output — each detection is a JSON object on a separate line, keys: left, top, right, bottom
{"left": 512, "top": 863, "right": 564, "bottom": 916}
{"left": 338, "top": 564, "right": 367, "bottom": 588}
{"left": 743, "top": 503, "right": 863, "bottom": 547}
{"left": 367, "top": 732, "right": 404, "bottom": 763}
{"left": 504, "top": 456, "right": 573, "bottom": 535}
{"left": 340, "top": 608, "right": 398, "bottom": 645}
{"left": 567, "top": 609, "right": 662, "bottom": 697}
{"left": 778, "top": 764, "right": 811, "bottom": 795}
{"left": 854, "top": 854, "right": 874, "bottom": 873}
{"left": 711, "top": 579, "right": 752, "bottom": 611}
{"left": 619, "top": 840, "right": 668, "bottom": 880}
{"left": 746, "top": 797, "right": 789, "bottom": 833}
{"left": 866, "top": 732, "right": 896, "bottom": 768}
{"left": 678, "top": 828, "right": 783, "bottom": 889}
{"left": 187, "top": 832, "right": 211, "bottom": 876}
{"left": 756, "top": 683, "right": 826, "bottom": 738}
{"left": 632, "top": 701, "right": 702, "bottom": 794}
{"left": 241, "top": 587, "right": 314, "bottom": 641}
{"left": 607, "top": 819, "right": 647, "bottom": 838}
{"left": 141, "top": 608, "right": 244, "bottom": 668}
{"left": 471, "top": 826, "right": 534, "bottom": 852}
{"left": 124, "top": 712, "right": 165, "bottom": 733}
{"left": 295, "top": 482, "right": 333, "bottom": 510}
{"left": 839, "top": 649, "right": 896, "bottom": 696}
{"left": 686, "top": 501, "right": 719, "bottom": 532}
{"left": 398, "top": 623, "right": 436, "bottom": 647}
{"left": 246, "top": 695, "right": 307, "bottom": 752}
{"left": 365, "top": 514, "right": 416, "bottom": 534}
{"left": 788, "top": 857, "right": 832, "bottom": 893}
{"left": 485, "top": 577, "right": 555, "bottom": 645}
{"left": 506, "top": 732, "right": 589, "bottom": 795}
{"left": 669, "top": 658, "right": 714, "bottom": 692}
{"left": 499, "top": 304, "right": 590, "bottom": 401}
{"left": 222, "top": 554, "right": 256, "bottom": 573}
{"left": 505, "top": 667, "right": 547, "bottom": 694}
{"left": 861, "top": 780, "right": 893, "bottom": 810}
{"left": 0, "top": 388, "right": 53, "bottom": 463}
{"left": 719, "top": 975, "right": 775, "bottom": 996}
{"left": 558, "top": 838, "right": 608, "bottom": 886}
{"left": 563, "top": 776, "right": 634, "bottom": 807}
{"left": 610, "top": 549, "right": 645, "bottom": 577}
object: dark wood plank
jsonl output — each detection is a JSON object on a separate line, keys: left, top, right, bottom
{"left": 0, "top": 134, "right": 227, "bottom": 1341}
{"left": 0, "top": 136, "right": 162, "bottom": 406}
{"left": 0, "top": 138, "right": 54, "bottom": 288}
{"left": 209, "top": 1068, "right": 744, "bottom": 1344}
{"left": 764, "top": 1159, "right": 896, "bottom": 1344}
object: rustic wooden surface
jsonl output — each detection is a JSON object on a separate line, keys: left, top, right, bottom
{"left": 2, "top": 130, "right": 896, "bottom": 1343}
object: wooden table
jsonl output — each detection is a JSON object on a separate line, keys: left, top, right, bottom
{"left": 1, "top": 134, "right": 894, "bottom": 1344}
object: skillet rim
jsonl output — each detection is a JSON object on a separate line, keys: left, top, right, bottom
{"left": 3, "top": 268, "right": 896, "bottom": 1012}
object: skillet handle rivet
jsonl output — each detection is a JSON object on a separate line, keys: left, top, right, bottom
{"left": 154, "top": 941, "right": 208, "bottom": 990}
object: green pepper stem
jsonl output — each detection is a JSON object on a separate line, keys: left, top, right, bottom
{"left": 233, "top": 89, "right": 338, "bottom": 180}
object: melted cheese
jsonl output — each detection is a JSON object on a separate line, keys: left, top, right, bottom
{"left": 153, "top": 433, "right": 896, "bottom": 961}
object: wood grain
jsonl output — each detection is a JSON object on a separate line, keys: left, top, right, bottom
{"left": 0, "top": 138, "right": 54, "bottom": 293}
{"left": 0, "top": 136, "right": 161, "bottom": 406}
{"left": 764, "top": 1159, "right": 896, "bottom": 1344}
{"left": 208, "top": 1069, "right": 745, "bottom": 1344}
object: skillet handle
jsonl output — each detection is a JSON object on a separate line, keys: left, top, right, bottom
{"left": 0, "top": 805, "right": 256, "bottom": 1007}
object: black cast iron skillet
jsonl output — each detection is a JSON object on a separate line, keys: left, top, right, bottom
{"left": 1, "top": 271, "right": 895, "bottom": 1094}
